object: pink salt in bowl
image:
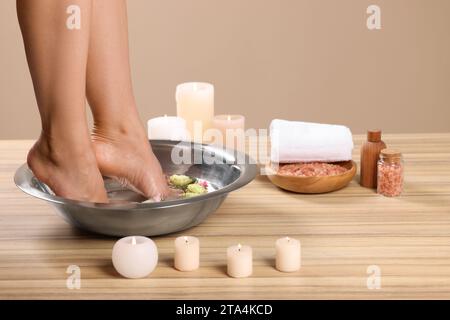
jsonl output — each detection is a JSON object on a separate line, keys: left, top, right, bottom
{"left": 265, "top": 160, "right": 357, "bottom": 194}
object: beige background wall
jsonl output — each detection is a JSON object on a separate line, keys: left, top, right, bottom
{"left": 1, "top": 0, "right": 449, "bottom": 139}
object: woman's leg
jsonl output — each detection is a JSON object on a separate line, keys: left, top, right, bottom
{"left": 17, "top": 0, "right": 108, "bottom": 202}
{"left": 86, "top": 0, "right": 169, "bottom": 200}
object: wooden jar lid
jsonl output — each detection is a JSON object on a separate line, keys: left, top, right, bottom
{"left": 367, "top": 130, "right": 382, "bottom": 142}
{"left": 380, "top": 148, "right": 402, "bottom": 160}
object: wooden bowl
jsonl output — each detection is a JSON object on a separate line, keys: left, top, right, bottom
{"left": 265, "top": 161, "right": 357, "bottom": 194}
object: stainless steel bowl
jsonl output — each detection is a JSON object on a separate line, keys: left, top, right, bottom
{"left": 14, "top": 140, "right": 257, "bottom": 236}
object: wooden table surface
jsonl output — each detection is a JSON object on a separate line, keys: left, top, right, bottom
{"left": 1, "top": 133, "right": 450, "bottom": 299}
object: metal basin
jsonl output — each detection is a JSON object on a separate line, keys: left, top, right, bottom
{"left": 14, "top": 140, "right": 257, "bottom": 236}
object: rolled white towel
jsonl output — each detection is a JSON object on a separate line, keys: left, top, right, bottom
{"left": 270, "top": 119, "right": 354, "bottom": 163}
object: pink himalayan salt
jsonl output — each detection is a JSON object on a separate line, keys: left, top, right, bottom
{"left": 377, "top": 162, "right": 403, "bottom": 197}
{"left": 277, "top": 162, "right": 348, "bottom": 177}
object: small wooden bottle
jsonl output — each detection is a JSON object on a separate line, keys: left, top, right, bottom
{"left": 360, "top": 130, "right": 386, "bottom": 188}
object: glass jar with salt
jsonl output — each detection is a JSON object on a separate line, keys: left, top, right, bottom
{"left": 377, "top": 149, "right": 404, "bottom": 197}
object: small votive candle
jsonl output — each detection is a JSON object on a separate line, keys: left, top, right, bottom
{"left": 174, "top": 236, "right": 200, "bottom": 271}
{"left": 212, "top": 114, "right": 245, "bottom": 149}
{"left": 227, "top": 243, "right": 252, "bottom": 278}
{"left": 112, "top": 236, "right": 158, "bottom": 279}
{"left": 147, "top": 115, "right": 187, "bottom": 141}
{"left": 275, "top": 236, "right": 301, "bottom": 272}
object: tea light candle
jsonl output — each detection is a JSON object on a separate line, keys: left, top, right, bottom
{"left": 147, "top": 115, "right": 187, "bottom": 140}
{"left": 227, "top": 243, "right": 252, "bottom": 278}
{"left": 112, "top": 236, "right": 158, "bottom": 279}
{"left": 275, "top": 236, "right": 301, "bottom": 272}
{"left": 174, "top": 236, "right": 200, "bottom": 271}
{"left": 213, "top": 114, "right": 245, "bottom": 148}
{"left": 176, "top": 82, "right": 214, "bottom": 142}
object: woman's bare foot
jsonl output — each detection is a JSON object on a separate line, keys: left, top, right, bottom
{"left": 27, "top": 134, "right": 109, "bottom": 203}
{"left": 91, "top": 117, "right": 171, "bottom": 201}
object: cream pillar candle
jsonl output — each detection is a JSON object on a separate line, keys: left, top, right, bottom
{"left": 275, "top": 236, "right": 301, "bottom": 272}
{"left": 176, "top": 82, "right": 214, "bottom": 142}
{"left": 112, "top": 236, "right": 158, "bottom": 279}
{"left": 147, "top": 115, "right": 187, "bottom": 141}
{"left": 212, "top": 114, "right": 245, "bottom": 149}
{"left": 227, "top": 243, "right": 252, "bottom": 278}
{"left": 174, "top": 236, "right": 200, "bottom": 271}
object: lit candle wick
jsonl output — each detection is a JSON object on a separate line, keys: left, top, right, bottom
{"left": 131, "top": 236, "right": 137, "bottom": 245}
{"left": 227, "top": 115, "right": 231, "bottom": 121}
{"left": 286, "top": 236, "right": 290, "bottom": 242}
{"left": 184, "top": 236, "right": 188, "bottom": 244}
{"left": 237, "top": 243, "right": 242, "bottom": 251}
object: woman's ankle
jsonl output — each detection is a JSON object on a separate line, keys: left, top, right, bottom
{"left": 32, "top": 129, "right": 96, "bottom": 167}
{"left": 92, "top": 113, "right": 147, "bottom": 142}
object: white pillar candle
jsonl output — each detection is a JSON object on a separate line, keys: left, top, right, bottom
{"left": 212, "top": 114, "right": 245, "bottom": 149}
{"left": 227, "top": 243, "right": 252, "bottom": 278}
{"left": 275, "top": 236, "right": 301, "bottom": 272}
{"left": 147, "top": 115, "right": 187, "bottom": 141}
{"left": 112, "top": 236, "right": 158, "bottom": 279}
{"left": 176, "top": 82, "right": 214, "bottom": 142}
{"left": 174, "top": 236, "right": 200, "bottom": 271}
